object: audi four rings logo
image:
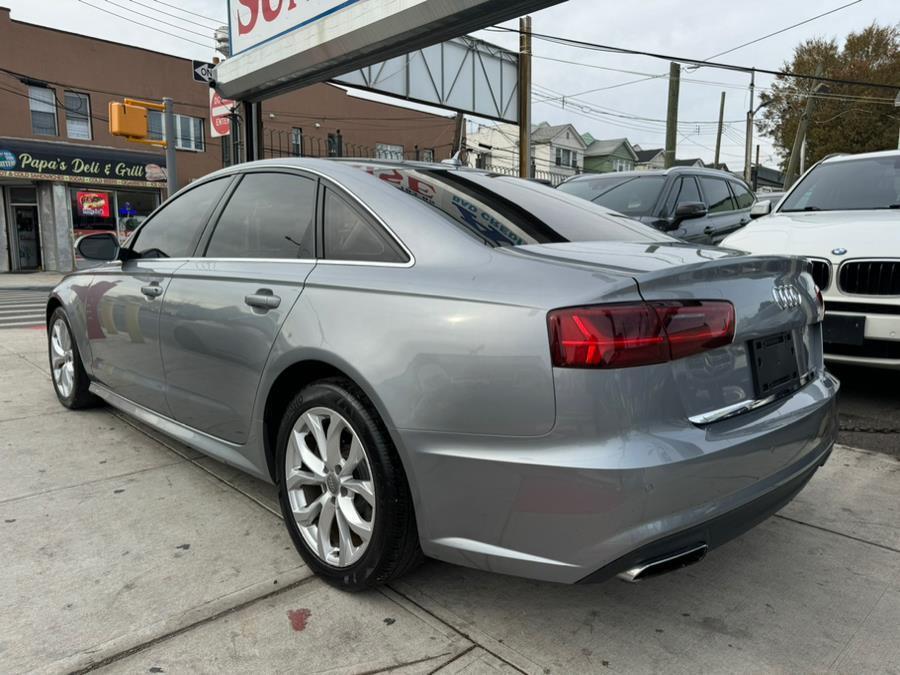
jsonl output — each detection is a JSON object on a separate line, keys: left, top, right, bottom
{"left": 773, "top": 284, "right": 802, "bottom": 310}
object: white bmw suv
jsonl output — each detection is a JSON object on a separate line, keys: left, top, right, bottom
{"left": 723, "top": 150, "right": 900, "bottom": 369}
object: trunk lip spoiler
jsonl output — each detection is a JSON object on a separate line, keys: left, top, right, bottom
{"left": 688, "top": 369, "right": 832, "bottom": 426}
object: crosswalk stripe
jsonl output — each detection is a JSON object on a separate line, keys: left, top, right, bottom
{"left": 0, "top": 321, "right": 46, "bottom": 328}
{"left": 0, "top": 290, "right": 48, "bottom": 328}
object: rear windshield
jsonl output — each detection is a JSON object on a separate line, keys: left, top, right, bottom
{"left": 780, "top": 155, "right": 900, "bottom": 212}
{"left": 354, "top": 165, "right": 669, "bottom": 247}
{"left": 557, "top": 175, "right": 666, "bottom": 217}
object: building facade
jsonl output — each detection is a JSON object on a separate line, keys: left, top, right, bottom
{"left": 0, "top": 7, "right": 456, "bottom": 272}
{"left": 583, "top": 138, "right": 638, "bottom": 173}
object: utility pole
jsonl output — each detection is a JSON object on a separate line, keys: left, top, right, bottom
{"left": 714, "top": 91, "right": 726, "bottom": 168}
{"left": 744, "top": 71, "right": 755, "bottom": 183}
{"left": 754, "top": 144, "right": 760, "bottom": 189}
{"left": 783, "top": 65, "right": 826, "bottom": 190}
{"left": 162, "top": 97, "right": 178, "bottom": 196}
{"left": 452, "top": 112, "right": 465, "bottom": 160}
{"left": 518, "top": 15, "right": 532, "bottom": 178}
{"left": 664, "top": 62, "right": 680, "bottom": 169}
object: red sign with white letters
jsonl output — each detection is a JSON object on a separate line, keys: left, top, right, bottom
{"left": 210, "top": 90, "right": 235, "bottom": 138}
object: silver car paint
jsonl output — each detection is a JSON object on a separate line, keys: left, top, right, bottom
{"left": 50, "top": 158, "right": 838, "bottom": 583}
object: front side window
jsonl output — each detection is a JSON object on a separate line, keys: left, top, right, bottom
{"left": 664, "top": 177, "right": 702, "bottom": 215}
{"left": 730, "top": 181, "right": 754, "bottom": 209}
{"left": 323, "top": 188, "right": 407, "bottom": 263}
{"left": 131, "top": 178, "right": 229, "bottom": 258}
{"left": 780, "top": 155, "right": 900, "bottom": 212}
{"left": 29, "top": 86, "right": 57, "bottom": 136}
{"left": 699, "top": 177, "right": 735, "bottom": 214}
{"left": 64, "top": 91, "right": 91, "bottom": 140}
{"left": 205, "top": 173, "right": 316, "bottom": 259}
{"left": 558, "top": 175, "right": 666, "bottom": 218}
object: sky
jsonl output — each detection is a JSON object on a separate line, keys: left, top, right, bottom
{"left": 3, "top": 0, "right": 897, "bottom": 170}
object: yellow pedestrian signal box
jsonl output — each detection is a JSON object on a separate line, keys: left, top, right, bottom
{"left": 109, "top": 101, "right": 149, "bottom": 140}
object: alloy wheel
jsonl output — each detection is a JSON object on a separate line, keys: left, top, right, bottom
{"left": 284, "top": 407, "right": 376, "bottom": 567}
{"left": 50, "top": 318, "right": 75, "bottom": 399}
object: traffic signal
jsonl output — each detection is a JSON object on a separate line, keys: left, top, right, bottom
{"left": 108, "top": 101, "right": 149, "bottom": 140}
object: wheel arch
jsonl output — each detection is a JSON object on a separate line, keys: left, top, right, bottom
{"left": 260, "top": 356, "right": 411, "bottom": 491}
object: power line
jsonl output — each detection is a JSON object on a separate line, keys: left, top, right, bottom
{"left": 488, "top": 26, "right": 900, "bottom": 91}
{"left": 76, "top": 0, "right": 214, "bottom": 49}
{"left": 698, "top": 0, "right": 863, "bottom": 63}
{"left": 117, "top": 0, "right": 222, "bottom": 30}
{"left": 140, "top": 0, "right": 224, "bottom": 24}
{"left": 85, "top": 0, "right": 216, "bottom": 40}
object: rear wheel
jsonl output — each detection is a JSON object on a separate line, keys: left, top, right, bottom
{"left": 276, "top": 378, "right": 421, "bottom": 590}
{"left": 48, "top": 308, "right": 100, "bottom": 409}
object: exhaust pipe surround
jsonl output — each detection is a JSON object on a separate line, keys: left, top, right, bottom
{"left": 617, "top": 543, "right": 708, "bottom": 583}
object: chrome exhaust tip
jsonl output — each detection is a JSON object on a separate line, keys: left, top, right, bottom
{"left": 617, "top": 543, "right": 709, "bottom": 583}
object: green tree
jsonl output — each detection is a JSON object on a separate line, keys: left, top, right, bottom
{"left": 757, "top": 23, "right": 900, "bottom": 169}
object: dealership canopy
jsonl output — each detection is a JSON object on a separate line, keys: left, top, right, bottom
{"left": 214, "top": 0, "right": 564, "bottom": 102}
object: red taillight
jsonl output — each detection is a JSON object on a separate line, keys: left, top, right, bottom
{"left": 548, "top": 301, "right": 735, "bottom": 369}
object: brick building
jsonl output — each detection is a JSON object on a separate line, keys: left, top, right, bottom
{"left": 0, "top": 7, "right": 457, "bottom": 272}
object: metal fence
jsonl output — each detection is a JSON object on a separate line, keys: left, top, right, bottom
{"left": 258, "top": 128, "right": 438, "bottom": 162}
{"left": 479, "top": 163, "right": 575, "bottom": 186}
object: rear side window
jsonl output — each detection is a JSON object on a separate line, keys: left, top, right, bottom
{"left": 323, "top": 189, "right": 407, "bottom": 263}
{"left": 132, "top": 177, "right": 229, "bottom": 258}
{"left": 699, "top": 177, "right": 736, "bottom": 214}
{"left": 730, "top": 181, "right": 754, "bottom": 209}
{"left": 205, "top": 173, "right": 316, "bottom": 259}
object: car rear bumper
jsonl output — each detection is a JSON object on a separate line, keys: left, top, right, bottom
{"left": 399, "top": 371, "right": 839, "bottom": 584}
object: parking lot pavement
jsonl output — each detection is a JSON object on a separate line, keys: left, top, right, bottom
{"left": 2, "top": 327, "right": 899, "bottom": 674}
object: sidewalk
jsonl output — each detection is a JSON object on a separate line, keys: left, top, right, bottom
{"left": 1, "top": 326, "right": 899, "bottom": 673}
{"left": 0, "top": 271, "right": 65, "bottom": 291}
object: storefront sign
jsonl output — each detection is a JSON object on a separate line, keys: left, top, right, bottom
{"left": 76, "top": 191, "right": 111, "bottom": 218}
{"left": 0, "top": 138, "right": 166, "bottom": 188}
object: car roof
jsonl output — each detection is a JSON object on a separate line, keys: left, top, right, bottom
{"left": 819, "top": 149, "right": 900, "bottom": 164}
{"left": 562, "top": 166, "right": 747, "bottom": 183}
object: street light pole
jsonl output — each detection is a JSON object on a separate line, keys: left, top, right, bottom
{"left": 744, "top": 70, "right": 755, "bottom": 183}
{"left": 518, "top": 15, "right": 532, "bottom": 179}
{"left": 162, "top": 97, "right": 178, "bottom": 196}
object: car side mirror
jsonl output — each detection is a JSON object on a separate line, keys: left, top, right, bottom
{"left": 750, "top": 201, "right": 772, "bottom": 219}
{"left": 76, "top": 232, "right": 120, "bottom": 262}
{"left": 671, "top": 201, "right": 708, "bottom": 225}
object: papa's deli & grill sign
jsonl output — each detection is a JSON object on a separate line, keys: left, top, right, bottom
{"left": 0, "top": 139, "right": 166, "bottom": 188}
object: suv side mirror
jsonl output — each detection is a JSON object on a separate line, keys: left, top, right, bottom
{"left": 672, "top": 201, "right": 708, "bottom": 224}
{"left": 76, "top": 232, "right": 120, "bottom": 262}
{"left": 750, "top": 200, "right": 772, "bottom": 219}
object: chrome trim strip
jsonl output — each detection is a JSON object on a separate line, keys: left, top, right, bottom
{"left": 688, "top": 371, "right": 818, "bottom": 426}
{"left": 89, "top": 382, "right": 242, "bottom": 448}
{"left": 199, "top": 162, "right": 417, "bottom": 268}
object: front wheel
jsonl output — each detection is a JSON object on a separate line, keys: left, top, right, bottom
{"left": 276, "top": 378, "right": 421, "bottom": 590}
{"left": 48, "top": 308, "right": 100, "bottom": 409}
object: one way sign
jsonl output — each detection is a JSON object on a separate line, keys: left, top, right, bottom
{"left": 192, "top": 60, "right": 216, "bottom": 84}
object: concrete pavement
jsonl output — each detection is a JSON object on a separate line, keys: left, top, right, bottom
{"left": 1, "top": 327, "right": 898, "bottom": 674}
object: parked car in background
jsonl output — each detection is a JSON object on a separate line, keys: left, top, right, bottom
{"left": 751, "top": 191, "right": 785, "bottom": 218}
{"left": 723, "top": 150, "right": 900, "bottom": 369}
{"left": 558, "top": 167, "right": 755, "bottom": 244}
{"left": 48, "top": 159, "right": 837, "bottom": 590}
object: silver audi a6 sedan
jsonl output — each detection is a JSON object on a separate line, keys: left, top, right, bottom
{"left": 48, "top": 159, "right": 838, "bottom": 590}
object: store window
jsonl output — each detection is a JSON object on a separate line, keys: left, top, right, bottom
{"left": 64, "top": 91, "right": 92, "bottom": 140}
{"left": 70, "top": 188, "right": 159, "bottom": 241}
{"left": 147, "top": 111, "right": 205, "bottom": 151}
{"left": 29, "top": 86, "right": 57, "bottom": 136}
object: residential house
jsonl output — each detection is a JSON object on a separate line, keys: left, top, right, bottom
{"left": 531, "top": 122, "right": 586, "bottom": 177}
{"left": 634, "top": 146, "right": 665, "bottom": 170}
{"left": 672, "top": 158, "right": 706, "bottom": 168}
{"left": 583, "top": 138, "right": 638, "bottom": 173}
{"left": 465, "top": 121, "right": 587, "bottom": 183}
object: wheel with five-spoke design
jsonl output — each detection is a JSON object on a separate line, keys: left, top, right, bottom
{"left": 48, "top": 307, "right": 100, "bottom": 409}
{"left": 276, "top": 378, "right": 421, "bottom": 590}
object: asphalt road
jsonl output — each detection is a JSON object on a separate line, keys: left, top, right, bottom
{"left": 832, "top": 363, "right": 900, "bottom": 459}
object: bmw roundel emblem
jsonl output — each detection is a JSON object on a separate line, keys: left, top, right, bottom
{"left": 832, "top": 247, "right": 848, "bottom": 256}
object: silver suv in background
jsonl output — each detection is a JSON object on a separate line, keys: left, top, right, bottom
{"left": 558, "top": 167, "right": 756, "bottom": 244}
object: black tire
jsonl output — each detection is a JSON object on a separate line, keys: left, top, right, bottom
{"left": 48, "top": 307, "right": 101, "bottom": 410}
{"left": 276, "top": 377, "right": 422, "bottom": 591}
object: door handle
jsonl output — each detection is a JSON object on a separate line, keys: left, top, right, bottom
{"left": 245, "top": 289, "right": 281, "bottom": 310}
{"left": 703, "top": 226, "right": 715, "bottom": 235}
{"left": 140, "top": 283, "right": 163, "bottom": 298}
